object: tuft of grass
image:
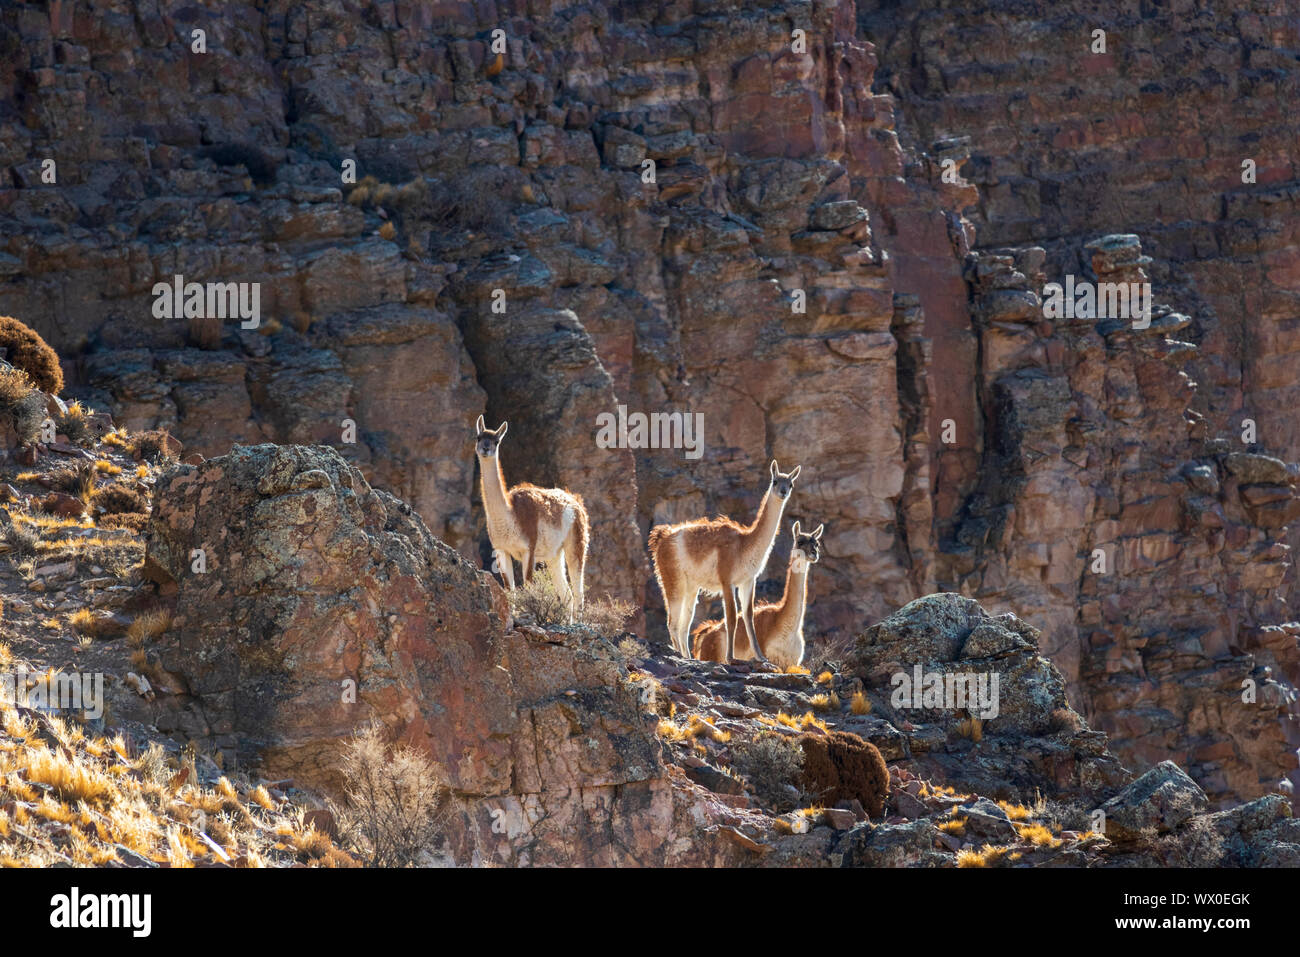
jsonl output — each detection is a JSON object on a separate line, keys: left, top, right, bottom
{"left": 956, "top": 844, "right": 1015, "bottom": 868}
{"left": 54, "top": 401, "right": 96, "bottom": 446}
{"left": 955, "top": 717, "right": 983, "bottom": 743}
{"left": 997, "top": 800, "right": 1033, "bottom": 821}
{"left": 1015, "top": 822, "right": 1063, "bottom": 848}
{"left": 127, "top": 608, "right": 171, "bottom": 648}
{"left": 128, "top": 430, "right": 177, "bottom": 465}
{"left": 850, "top": 691, "right": 872, "bottom": 715}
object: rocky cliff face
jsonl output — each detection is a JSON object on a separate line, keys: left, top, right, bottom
{"left": 136, "top": 444, "right": 1298, "bottom": 865}
{"left": 1, "top": 0, "right": 1297, "bottom": 807}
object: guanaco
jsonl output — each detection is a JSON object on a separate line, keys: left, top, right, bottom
{"left": 474, "top": 415, "right": 589, "bottom": 620}
{"left": 692, "top": 521, "right": 823, "bottom": 669}
{"left": 648, "top": 460, "right": 800, "bottom": 663}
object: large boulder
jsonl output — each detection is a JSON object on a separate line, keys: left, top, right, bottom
{"left": 847, "top": 593, "right": 1131, "bottom": 802}
{"left": 1099, "top": 761, "right": 1209, "bottom": 843}
{"left": 139, "top": 443, "right": 757, "bottom": 865}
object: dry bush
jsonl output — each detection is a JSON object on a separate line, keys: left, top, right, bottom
{"left": 578, "top": 595, "right": 635, "bottom": 638}
{"left": 99, "top": 513, "right": 147, "bottom": 533}
{"left": 732, "top": 732, "right": 806, "bottom": 814}
{"left": 128, "top": 430, "right": 177, "bottom": 464}
{"left": 423, "top": 170, "right": 511, "bottom": 235}
{"left": 806, "top": 630, "right": 856, "bottom": 668}
{"left": 93, "top": 484, "right": 148, "bottom": 516}
{"left": 0, "top": 366, "right": 47, "bottom": 442}
{"left": 2, "top": 520, "right": 39, "bottom": 560}
{"left": 330, "top": 722, "right": 454, "bottom": 867}
{"left": 507, "top": 570, "right": 569, "bottom": 626}
{"left": 0, "top": 317, "right": 63, "bottom": 394}
{"left": 797, "top": 730, "right": 890, "bottom": 818}
{"left": 54, "top": 401, "right": 95, "bottom": 446}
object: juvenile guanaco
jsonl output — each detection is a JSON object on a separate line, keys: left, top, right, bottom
{"left": 648, "top": 460, "right": 800, "bottom": 663}
{"left": 474, "top": 415, "right": 589, "bottom": 620}
{"left": 692, "top": 521, "right": 823, "bottom": 669}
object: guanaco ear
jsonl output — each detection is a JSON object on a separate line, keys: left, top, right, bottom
{"left": 497, "top": 420, "right": 509, "bottom": 438}
{"left": 475, "top": 415, "right": 485, "bottom": 435}
{"left": 770, "top": 459, "right": 778, "bottom": 479}
{"left": 791, "top": 520, "right": 802, "bottom": 537}
{"left": 813, "top": 523, "right": 824, "bottom": 539}
{"left": 789, "top": 464, "right": 801, "bottom": 481}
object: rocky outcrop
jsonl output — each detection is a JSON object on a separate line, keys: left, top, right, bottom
{"left": 3, "top": 0, "right": 1299, "bottom": 808}
{"left": 131, "top": 443, "right": 1297, "bottom": 865}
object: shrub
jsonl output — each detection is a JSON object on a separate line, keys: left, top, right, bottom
{"left": 93, "top": 484, "right": 148, "bottom": 516}
{"left": 0, "top": 317, "right": 62, "bottom": 394}
{"left": 732, "top": 732, "right": 806, "bottom": 813}
{"left": 330, "top": 722, "right": 454, "bottom": 867}
{"left": 0, "top": 365, "right": 48, "bottom": 442}
{"left": 128, "top": 430, "right": 178, "bottom": 464}
{"left": 508, "top": 570, "right": 568, "bottom": 626}
{"left": 797, "top": 730, "right": 890, "bottom": 818}
{"left": 98, "top": 513, "right": 147, "bottom": 533}
{"left": 423, "top": 170, "right": 511, "bottom": 235}
{"left": 2, "top": 520, "right": 39, "bottom": 559}
{"left": 54, "top": 401, "right": 96, "bottom": 446}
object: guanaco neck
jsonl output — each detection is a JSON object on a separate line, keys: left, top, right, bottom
{"left": 770, "top": 557, "right": 810, "bottom": 636}
{"left": 742, "top": 485, "right": 785, "bottom": 561}
{"left": 480, "top": 454, "right": 513, "bottom": 526}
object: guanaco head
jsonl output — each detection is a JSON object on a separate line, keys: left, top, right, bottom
{"left": 474, "top": 415, "right": 508, "bottom": 458}
{"left": 790, "top": 520, "right": 824, "bottom": 568}
{"left": 769, "top": 460, "right": 801, "bottom": 500}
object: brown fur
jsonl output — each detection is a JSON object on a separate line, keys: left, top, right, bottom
{"left": 797, "top": 731, "right": 889, "bottom": 819}
{"left": 692, "top": 605, "right": 775, "bottom": 660}
{"left": 649, "top": 461, "right": 798, "bottom": 660}
{"left": 509, "top": 483, "right": 586, "bottom": 579}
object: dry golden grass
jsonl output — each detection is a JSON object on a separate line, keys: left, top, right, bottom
{"left": 784, "top": 664, "right": 811, "bottom": 675}
{"left": 956, "top": 844, "right": 1015, "bottom": 868}
{"left": 1015, "top": 822, "right": 1063, "bottom": 848}
{"left": 809, "top": 692, "right": 840, "bottom": 712}
{"left": 816, "top": 671, "right": 833, "bottom": 685}
{"left": 955, "top": 717, "right": 983, "bottom": 743}
{"left": 850, "top": 691, "right": 872, "bottom": 715}
{"left": 127, "top": 608, "right": 171, "bottom": 648}
{"left": 0, "top": 702, "right": 350, "bottom": 868}
{"left": 937, "top": 818, "right": 966, "bottom": 835}
{"left": 685, "top": 714, "right": 730, "bottom": 744}
{"left": 997, "top": 800, "right": 1033, "bottom": 821}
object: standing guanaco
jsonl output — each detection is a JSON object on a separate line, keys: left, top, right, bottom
{"left": 474, "top": 415, "right": 589, "bottom": 621}
{"left": 648, "top": 460, "right": 800, "bottom": 663}
{"left": 692, "top": 521, "right": 823, "bottom": 669}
